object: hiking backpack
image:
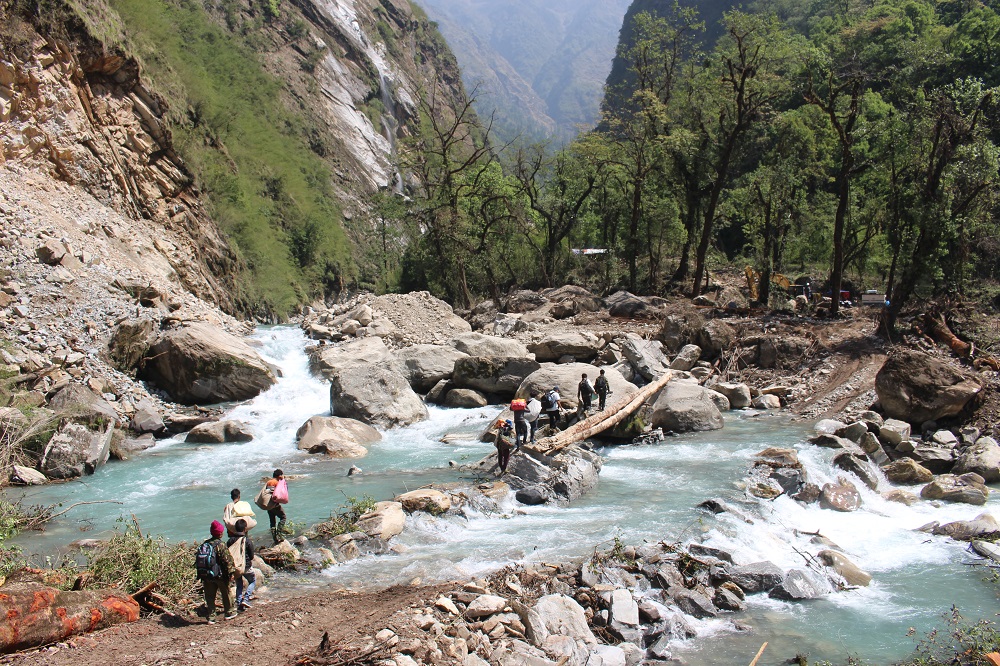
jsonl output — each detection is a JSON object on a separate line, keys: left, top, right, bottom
{"left": 543, "top": 391, "right": 557, "bottom": 411}
{"left": 195, "top": 540, "right": 222, "bottom": 580}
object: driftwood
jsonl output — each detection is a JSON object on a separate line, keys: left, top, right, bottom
{"left": 748, "top": 643, "right": 768, "bottom": 666}
{"left": 540, "top": 371, "right": 673, "bottom": 454}
{"left": 923, "top": 313, "right": 972, "bottom": 357}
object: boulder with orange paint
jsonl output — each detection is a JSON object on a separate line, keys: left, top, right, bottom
{"left": 0, "top": 582, "right": 140, "bottom": 653}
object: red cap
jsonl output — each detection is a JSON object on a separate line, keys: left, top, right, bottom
{"left": 210, "top": 520, "right": 224, "bottom": 537}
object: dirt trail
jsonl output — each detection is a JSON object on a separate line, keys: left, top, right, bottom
{"left": 0, "top": 584, "right": 450, "bottom": 666}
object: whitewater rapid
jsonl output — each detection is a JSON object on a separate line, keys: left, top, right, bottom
{"left": 14, "top": 326, "right": 1000, "bottom": 664}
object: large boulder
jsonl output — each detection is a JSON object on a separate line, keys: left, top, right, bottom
{"left": 130, "top": 399, "right": 164, "bottom": 435}
{"left": 769, "top": 569, "right": 830, "bottom": 601}
{"left": 452, "top": 357, "right": 541, "bottom": 395}
{"left": 395, "top": 489, "right": 451, "bottom": 514}
{"left": 726, "top": 561, "right": 784, "bottom": 594}
{"left": 881, "top": 458, "right": 934, "bottom": 485}
{"left": 443, "top": 388, "right": 488, "bottom": 408}
{"left": 310, "top": 337, "right": 392, "bottom": 379}
{"left": 875, "top": 350, "right": 983, "bottom": 424}
{"left": 908, "top": 445, "right": 956, "bottom": 474}
{"left": 450, "top": 333, "right": 529, "bottom": 358}
{"left": 10, "top": 465, "right": 47, "bottom": 486}
{"left": 712, "top": 382, "right": 751, "bottom": 409}
{"left": 295, "top": 416, "right": 381, "bottom": 457}
{"left": 820, "top": 479, "right": 863, "bottom": 512}
{"left": 528, "top": 332, "right": 603, "bottom": 362}
{"left": 330, "top": 366, "right": 428, "bottom": 429}
{"left": 921, "top": 473, "right": 989, "bottom": 505}
{"left": 39, "top": 423, "right": 112, "bottom": 479}
{"left": 818, "top": 550, "right": 872, "bottom": 587}
{"left": 387, "top": 344, "right": 468, "bottom": 392}
{"left": 649, "top": 380, "right": 724, "bottom": 433}
{"left": 141, "top": 322, "right": 277, "bottom": 404}
{"left": 833, "top": 453, "right": 879, "bottom": 491}
{"left": 532, "top": 594, "right": 597, "bottom": 645}
{"left": 48, "top": 384, "right": 118, "bottom": 427}
{"left": 107, "top": 318, "right": 157, "bottom": 373}
{"left": 185, "top": 420, "right": 253, "bottom": 444}
{"left": 669, "top": 344, "right": 702, "bottom": 372}
{"left": 660, "top": 314, "right": 702, "bottom": 353}
{"left": 542, "top": 285, "right": 605, "bottom": 314}
{"left": 517, "top": 363, "right": 637, "bottom": 410}
{"left": 931, "top": 513, "right": 1000, "bottom": 541}
{"left": 355, "top": 501, "right": 406, "bottom": 539}
{"left": 606, "top": 291, "right": 658, "bottom": 318}
{"left": 695, "top": 320, "right": 736, "bottom": 359}
{"left": 621, "top": 334, "right": 670, "bottom": 380}
{"left": 953, "top": 437, "right": 1000, "bottom": 482}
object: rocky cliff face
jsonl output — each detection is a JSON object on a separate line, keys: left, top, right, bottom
{"left": 0, "top": 10, "right": 240, "bottom": 312}
{"left": 0, "top": 0, "right": 469, "bottom": 314}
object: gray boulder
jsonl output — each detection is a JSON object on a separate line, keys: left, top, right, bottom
{"left": 515, "top": 487, "right": 549, "bottom": 505}
{"left": 453, "top": 357, "right": 541, "bottom": 395}
{"left": 185, "top": 420, "right": 254, "bottom": 444}
{"left": 670, "top": 588, "right": 717, "bottom": 618}
{"left": 110, "top": 433, "right": 156, "bottom": 461}
{"left": 528, "top": 332, "right": 602, "bottom": 362}
{"left": 953, "top": 437, "right": 1000, "bottom": 482}
{"left": 833, "top": 453, "right": 879, "bottom": 491}
{"left": 880, "top": 419, "right": 911, "bottom": 446}
{"left": 295, "top": 415, "right": 381, "bottom": 457}
{"left": 908, "top": 445, "right": 956, "bottom": 474}
{"left": 669, "top": 344, "right": 702, "bottom": 372}
{"left": 388, "top": 344, "right": 468, "bottom": 392}
{"left": 809, "top": 434, "right": 863, "bottom": 451}
{"left": 818, "top": 550, "right": 871, "bottom": 587}
{"left": 310, "top": 337, "right": 391, "bottom": 378}
{"left": 444, "top": 388, "right": 488, "bottom": 408}
{"left": 330, "top": 365, "right": 428, "bottom": 428}
{"left": 532, "top": 594, "right": 597, "bottom": 645}
{"left": 769, "top": 568, "right": 830, "bottom": 600}
{"left": 713, "top": 382, "right": 751, "bottom": 409}
{"left": 607, "top": 291, "right": 657, "bottom": 318}
{"left": 39, "top": 423, "right": 112, "bottom": 479}
{"left": 815, "top": 419, "right": 847, "bottom": 434}
{"left": 695, "top": 320, "right": 736, "bottom": 358}
{"left": 130, "top": 399, "right": 164, "bottom": 435}
{"left": 517, "top": 363, "right": 637, "bottom": 410}
{"left": 921, "top": 473, "right": 989, "bottom": 505}
{"left": 875, "top": 350, "right": 983, "bottom": 424}
{"left": 141, "top": 322, "right": 277, "bottom": 404}
{"left": 450, "top": 332, "right": 529, "bottom": 358}
{"left": 932, "top": 513, "right": 1000, "bottom": 541}
{"left": 10, "top": 465, "right": 47, "bottom": 485}
{"left": 726, "top": 561, "right": 784, "bottom": 594}
{"left": 859, "top": 432, "right": 889, "bottom": 465}
{"left": 660, "top": 314, "right": 701, "bottom": 353}
{"left": 107, "top": 318, "right": 157, "bottom": 373}
{"left": 621, "top": 333, "right": 669, "bottom": 380}
{"left": 649, "top": 380, "right": 724, "bottom": 433}
{"left": 48, "top": 384, "right": 118, "bottom": 427}
{"left": 835, "top": 422, "right": 870, "bottom": 443}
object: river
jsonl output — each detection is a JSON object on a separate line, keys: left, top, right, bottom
{"left": 13, "top": 326, "right": 1000, "bottom": 664}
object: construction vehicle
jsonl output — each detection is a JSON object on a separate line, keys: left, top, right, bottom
{"left": 745, "top": 266, "right": 792, "bottom": 302}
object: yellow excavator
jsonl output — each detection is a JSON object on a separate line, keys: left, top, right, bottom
{"left": 745, "top": 266, "right": 791, "bottom": 302}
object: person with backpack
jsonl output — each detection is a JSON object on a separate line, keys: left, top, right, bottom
{"left": 255, "top": 469, "right": 289, "bottom": 544}
{"left": 577, "top": 373, "right": 595, "bottom": 413}
{"left": 223, "top": 488, "right": 257, "bottom": 537}
{"left": 196, "top": 520, "right": 236, "bottom": 623}
{"left": 494, "top": 420, "right": 514, "bottom": 475}
{"left": 526, "top": 391, "right": 542, "bottom": 443}
{"left": 510, "top": 397, "right": 529, "bottom": 448}
{"left": 226, "top": 518, "right": 256, "bottom": 612}
{"left": 594, "top": 369, "right": 611, "bottom": 411}
{"left": 543, "top": 386, "right": 561, "bottom": 431}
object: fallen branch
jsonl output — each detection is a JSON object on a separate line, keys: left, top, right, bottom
{"left": 38, "top": 500, "right": 124, "bottom": 525}
{"left": 749, "top": 642, "right": 768, "bottom": 666}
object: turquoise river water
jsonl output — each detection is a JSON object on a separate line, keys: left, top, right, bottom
{"left": 12, "top": 326, "right": 1000, "bottom": 664}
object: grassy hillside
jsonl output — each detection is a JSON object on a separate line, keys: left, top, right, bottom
{"left": 95, "top": 0, "right": 352, "bottom": 316}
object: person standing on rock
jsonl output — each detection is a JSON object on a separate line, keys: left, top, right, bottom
{"left": 256, "top": 469, "right": 288, "bottom": 544}
{"left": 526, "top": 391, "right": 542, "bottom": 442}
{"left": 511, "top": 397, "right": 529, "bottom": 448}
{"left": 196, "top": 520, "right": 237, "bottom": 623}
{"left": 227, "top": 518, "right": 256, "bottom": 612}
{"left": 594, "top": 369, "right": 611, "bottom": 411}
{"left": 578, "top": 373, "right": 595, "bottom": 413}
{"left": 495, "top": 420, "right": 514, "bottom": 475}
{"left": 543, "top": 386, "right": 561, "bottom": 431}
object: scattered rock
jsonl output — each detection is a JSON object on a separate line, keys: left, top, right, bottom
{"left": 820, "top": 479, "right": 863, "bottom": 512}
{"left": 185, "top": 420, "right": 253, "bottom": 444}
{"left": 713, "top": 382, "right": 751, "bottom": 409}
{"left": 881, "top": 458, "right": 933, "bottom": 485}
{"left": 953, "top": 437, "right": 1000, "bottom": 482}
{"left": 931, "top": 513, "right": 1000, "bottom": 541}
{"left": 395, "top": 489, "right": 451, "bottom": 514}
{"left": 921, "top": 474, "right": 989, "bottom": 505}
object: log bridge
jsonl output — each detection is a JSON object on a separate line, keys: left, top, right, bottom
{"left": 539, "top": 371, "right": 673, "bottom": 454}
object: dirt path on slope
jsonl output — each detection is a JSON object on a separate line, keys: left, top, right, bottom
{"left": 1, "top": 584, "right": 451, "bottom": 666}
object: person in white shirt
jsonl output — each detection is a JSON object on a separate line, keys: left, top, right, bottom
{"left": 526, "top": 391, "right": 542, "bottom": 442}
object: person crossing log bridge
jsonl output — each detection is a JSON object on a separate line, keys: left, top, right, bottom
{"left": 538, "top": 371, "right": 674, "bottom": 455}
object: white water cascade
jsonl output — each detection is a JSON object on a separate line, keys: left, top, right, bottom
{"left": 13, "top": 326, "right": 1000, "bottom": 664}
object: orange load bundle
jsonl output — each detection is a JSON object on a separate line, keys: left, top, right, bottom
{"left": 510, "top": 399, "right": 527, "bottom": 412}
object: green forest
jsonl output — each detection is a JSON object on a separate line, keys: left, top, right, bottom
{"left": 376, "top": 0, "right": 999, "bottom": 330}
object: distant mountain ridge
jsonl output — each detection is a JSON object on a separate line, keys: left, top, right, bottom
{"left": 420, "top": 0, "right": 633, "bottom": 144}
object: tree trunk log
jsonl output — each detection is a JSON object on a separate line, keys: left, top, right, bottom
{"left": 541, "top": 372, "right": 673, "bottom": 455}
{"left": 0, "top": 583, "right": 140, "bottom": 653}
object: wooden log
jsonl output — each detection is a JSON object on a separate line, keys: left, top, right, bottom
{"left": 0, "top": 582, "right": 139, "bottom": 653}
{"left": 748, "top": 642, "right": 768, "bottom": 666}
{"left": 541, "top": 371, "right": 673, "bottom": 454}
{"left": 924, "top": 313, "right": 972, "bottom": 357}
{"left": 984, "top": 652, "right": 1000, "bottom": 666}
